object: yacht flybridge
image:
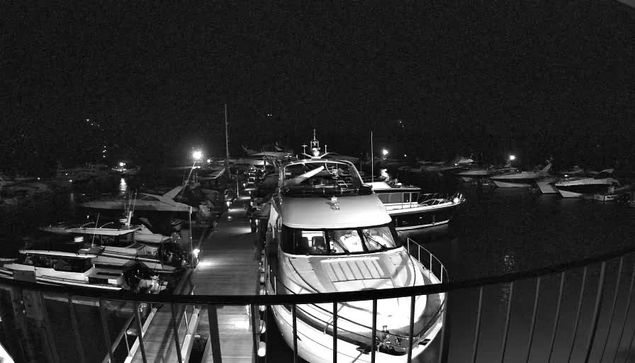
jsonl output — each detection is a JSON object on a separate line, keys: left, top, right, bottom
{"left": 262, "top": 135, "right": 446, "bottom": 362}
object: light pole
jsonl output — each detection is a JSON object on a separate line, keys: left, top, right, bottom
{"left": 186, "top": 150, "right": 203, "bottom": 184}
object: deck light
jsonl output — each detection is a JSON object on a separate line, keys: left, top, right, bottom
{"left": 509, "top": 154, "right": 516, "bottom": 161}
{"left": 382, "top": 148, "right": 389, "bottom": 156}
{"left": 192, "top": 248, "right": 200, "bottom": 258}
{"left": 257, "top": 341, "right": 266, "bottom": 357}
{"left": 192, "top": 150, "right": 202, "bottom": 160}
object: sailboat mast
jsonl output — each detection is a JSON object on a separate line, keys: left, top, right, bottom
{"left": 224, "top": 104, "right": 230, "bottom": 169}
{"left": 371, "top": 131, "right": 374, "bottom": 183}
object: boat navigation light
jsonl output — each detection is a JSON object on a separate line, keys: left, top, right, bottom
{"left": 192, "top": 248, "right": 200, "bottom": 258}
{"left": 119, "top": 161, "right": 126, "bottom": 167}
{"left": 192, "top": 150, "right": 203, "bottom": 161}
{"left": 509, "top": 154, "right": 516, "bottom": 161}
{"left": 382, "top": 148, "right": 389, "bottom": 156}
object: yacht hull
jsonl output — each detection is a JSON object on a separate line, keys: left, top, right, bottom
{"left": 491, "top": 180, "right": 534, "bottom": 188}
{"left": 270, "top": 302, "right": 442, "bottom": 363}
{"left": 388, "top": 203, "right": 460, "bottom": 230}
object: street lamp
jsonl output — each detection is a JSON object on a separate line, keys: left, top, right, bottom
{"left": 186, "top": 150, "right": 203, "bottom": 184}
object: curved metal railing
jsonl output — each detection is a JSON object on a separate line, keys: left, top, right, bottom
{"left": 1, "top": 241, "right": 635, "bottom": 362}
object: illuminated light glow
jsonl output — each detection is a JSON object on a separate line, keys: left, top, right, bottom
{"left": 119, "top": 162, "right": 125, "bottom": 167}
{"left": 453, "top": 197, "right": 460, "bottom": 204}
{"left": 509, "top": 154, "right": 516, "bottom": 161}
{"left": 197, "top": 260, "right": 215, "bottom": 269}
{"left": 192, "top": 248, "right": 200, "bottom": 258}
{"left": 257, "top": 341, "right": 266, "bottom": 357}
{"left": 206, "top": 158, "right": 212, "bottom": 163}
{"left": 382, "top": 148, "right": 389, "bottom": 156}
{"left": 192, "top": 150, "right": 203, "bottom": 160}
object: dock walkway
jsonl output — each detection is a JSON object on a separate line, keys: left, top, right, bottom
{"left": 129, "top": 200, "right": 260, "bottom": 363}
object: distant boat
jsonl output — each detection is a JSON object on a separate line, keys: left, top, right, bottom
{"left": 489, "top": 162, "right": 553, "bottom": 188}
{"left": 456, "top": 160, "right": 515, "bottom": 182}
{"left": 536, "top": 166, "right": 586, "bottom": 194}
{"left": 80, "top": 186, "right": 196, "bottom": 213}
{"left": 369, "top": 181, "right": 465, "bottom": 230}
{"left": 554, "top": 169, "right": 620, "bottom": 198}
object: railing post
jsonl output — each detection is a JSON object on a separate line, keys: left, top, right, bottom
{"left": 498, "top": 282, "right": 514, "bottom": 363}
{"left": 598, "top": 257, "right": 623, "bottom": 361}
{"left": 67, "top": 294, "right": 86, "bottom": 363}
{"left": 566, "top": 266, "right": 588, "bottom": 363}
{"left": 547, "top": 272, "right": 566, "bottom": 363}
{"left": 208, "top": 304, "right": 223, "bottom": 363}
{"left": 292, "top": 304, "right": 298, "bottom": 363}
{"left": 98, "top": 298, "right": 114, "bottom": 363}
{"left": 583, "top": 262, "right": 607, "bottom": 363}
{"left": 170, "top": 303, "right": 183, "bottom": 363}
{"left": 471, "top": 287, "right": 484, "bottom": 363}
{"left": 332, "top": 302, "right": 338, "bottom": 363}
{"left": 133, "top": 302, "right": 148, "bottom": 363}
{"left": 524, "top": 277, "right": 541, "bottom": 363}
{"left": 371, "top": 298, "right": 377, "bottom": 363}
{"left": 612, "top": 257, "right": 635, "bottom": 363}
{"left": 407, "top": 295, "right": 416, "bottom": 362}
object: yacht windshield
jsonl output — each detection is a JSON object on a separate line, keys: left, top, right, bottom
{"left": 282, "top": 161, "right": 362, "bottom": 196}
{"left": 281, "top": 225, "right": 401, "bottom": 255}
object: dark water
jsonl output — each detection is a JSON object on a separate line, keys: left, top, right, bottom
{"left": 3, "top": 175, "right": 635, "bottom": 362}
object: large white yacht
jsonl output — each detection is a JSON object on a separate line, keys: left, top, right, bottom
{"left": 262, "top": 136, "right": 446, "bottom": 362}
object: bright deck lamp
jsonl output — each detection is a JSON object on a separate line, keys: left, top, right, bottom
{"left": 509, "top": 154, "right": 516, "bottom": 161}
{"left": 382, "top": 148, "right": 389, "bottom": 156}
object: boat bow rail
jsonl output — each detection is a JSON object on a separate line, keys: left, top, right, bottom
{"left": 1, "top": 243, "right": 635, "bottom": 362}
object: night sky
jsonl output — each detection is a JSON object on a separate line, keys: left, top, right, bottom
{"left": 3, "top": 2, "right": 635, "bottom": 174}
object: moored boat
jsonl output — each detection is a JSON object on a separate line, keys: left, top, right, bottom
{"left": 262, "top": 135, "right": 446, "bottom": 362}
{"left": 369, "top": 181, "right": 464, "bottom": 230}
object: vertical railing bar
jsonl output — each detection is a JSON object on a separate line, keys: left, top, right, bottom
{"left": 612, "top": 256, "right": 635, "bottom": 363}
{"left": 251, "top": 305, "right": 258, "bottom": 361}
{"left": 133, "top": 302, "right": 148, "bottom": 363}
{"left": 292, "top": 304, "right": 298, "bottom": 363}
{"left": 471, "top": 286, "right": 484, "bottom": 363}
{"left": 208, "top": 304, "right": 223, "bottom": 363}
{"left": 170, "top": 303, "right": 183, "bottom": 363}
{"left": 371, "top": 298, "right": 378, "bottom": 363}
{"left": 332, "top": 302, "right": 338, "bottom": 363}
{"left": 498, "top": 282, "right": 514, "bottom": 363}
{"left": 407, "top": 294, "right": 416, "bottom": 362}
{"left": 524, "top": 277, "right": 542, "bottom": 363}
{"left": 67, "top": 294, "right": 86, "bottom": 363}
{"left": 418, "top": 245, "right": 421, "bottom": 263}
{"left": 599, "top": 257, "right": 623, "bottom": 361}
{"left": 438, "top": 294, "right": 450, "bottom": 363}
{"left": 429, "top": 253, "right": 433, "bottom": 281}
{"left": 566, "top": 266, "right": 588, "bottom": 363}
{"left": 98, "top": 298, "right": 115, "bottom": 363}
{"left": 38, "top": 291, "right": 60, "bottom": 363}
{"left": 583, "top": 262, "right": 607, "bottom": 363}
{"left": 547, "top": 272, "right": 566, "bottom": 363}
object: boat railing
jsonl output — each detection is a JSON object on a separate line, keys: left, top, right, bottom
{"left": 3, "top": 244, "right": 635, "bottom": 362}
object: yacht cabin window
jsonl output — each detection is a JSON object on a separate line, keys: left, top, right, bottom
{"left": 281, "top": 225, "right": 400, "bottom": 255}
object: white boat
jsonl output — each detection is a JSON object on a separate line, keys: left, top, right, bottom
{"left": 369, "top": 181, "right": 465, "bottom": 230}
{"left": 0, "top": 245, "right": 167, "bottom": 293}
{"left": 39, "top": 221, "right": 187, "bottom": 274}
{"left": 554, "top": 169, "right": 620, "bottom": 198}
{"left": 489, "top": 162, "right": 552, "bottom": 188}
{"left": 536, "top": 166, "right": 586, "bottom": 194}
{"left": 80, "top": 186, "right": 196, "bottom": 213}
{"left": 263, "top": 136, "right": 446, "bottom": 362}
{"left": 456, "top": 160, "right": 515, "bottom": 182}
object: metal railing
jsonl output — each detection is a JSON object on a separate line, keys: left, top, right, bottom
{"left": 1, "top": 242, "right": 635, "bottom": 362}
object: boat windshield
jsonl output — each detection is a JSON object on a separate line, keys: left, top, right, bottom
{"left": 282, "top": 161, "right": 362, "bottom": 196}
{"left": 281, "top": 225, "right": 402, "bottom": 255}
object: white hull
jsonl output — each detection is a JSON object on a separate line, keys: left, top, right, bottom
{"left": 492, "top": 180, "right": 533, "bottom": 188}
{"left": 270, "top": 303, "right": 442, "bottom": 363}
{"left": 557, "top": 189, "right": 584, "bottom": 198}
